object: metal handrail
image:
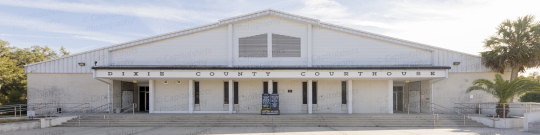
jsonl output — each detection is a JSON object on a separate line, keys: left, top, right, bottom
{"left": 1, "top": 103, "right": 92, "bottom": 119}
{"left": 405, "top": 103, "right": 439, "bottom": 127}
{"left": 430, "top": 103, "right": 471, "bottom": 127}
{"left": 454, "top": 102, "right": 540, "bottom": 117}
{"left": 27, "top": 103, "right": 90, "bottom": 117}
{"left": 120, "top": 103, "right": 138, "bottom": 115}
{"left": 0, "top": 104, "right": 27, "bottom": 118}
{"left": 78, "top": 103, "right": 112, "bottom": 127}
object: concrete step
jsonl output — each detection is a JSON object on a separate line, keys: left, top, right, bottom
{"left": 57, "top": 123, "right": 487, "bottom": 127}
{"left": 56, "top": 115, "right": 487, "bottom": 127}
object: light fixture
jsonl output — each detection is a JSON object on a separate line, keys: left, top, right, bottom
{"left": 405, "top": 80, "right": 409, "bottom": 83}
{"left": 164, "top": 81, "right": 168, "bottom": 84}
{"left": 133, "top": 80, "right": 137, "bottom": 84}
{"left": 453, "top": 62, "right": 461, "bottom": 66}
{"left": 176, "top": 81, "right": 181, "bottom": 84}
{"left": 78, "top": 63, "right": 85, "bottom": 66}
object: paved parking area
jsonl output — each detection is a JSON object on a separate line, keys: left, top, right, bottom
{"left": 1, "top": 127, "right": 536, "bottom": 135}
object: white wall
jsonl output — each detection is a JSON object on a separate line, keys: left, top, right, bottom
{"left": 233, "top": 16, "right": 308, "bottom": 66}
{"left": 154, "top": 80, "right": 189, "bottom": 112}
{"left": 27, "top": 73, "right": 109, "bottom": 112}
{"left": 315, "top": 80, "right": 345, "bottom": 113}
{"left": 199, "top": 80, "right": 224, "bottom": 111}
{"left": 112, "top": 80, "right": 121, "bottom": 109}
{"left": 352, "top": 80, "right": 390, "bottom": 113}
{"left": 236, "top": 80, "right": 263, "bottom": 113}
{"left": 433, "top": 72, "right": 510, "bottom": 114}
{"left": 23, "top": 12, "right": 501, "bottom": 74}
{"left": 110, "top": 26, "right": 228, "bottom": 66}
{"left": 525, "top": 111, "right": 540, "bottom": 131}
{"left": 313, "top": 26, "right": 432, "bottom": 66}
{"left": 276, "top": 80, "right": 303, "bottom": 113}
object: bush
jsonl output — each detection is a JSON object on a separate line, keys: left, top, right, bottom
{"left": 7, "top": 91, "right": 23, "bottom": 103}
{"left": 520, "top": 92, "right": 540, "bottom": 102}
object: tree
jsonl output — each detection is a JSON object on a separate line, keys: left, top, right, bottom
{"left": 481, "top": 15, "right": 540, "bottom": 81}
{"left": 527, "top": 71, "right": 540, "bottom": 82}
{"left": 466, "top": 74, "right": 540, "bottom": 117}
{"left": 60, "top": 46, "right": 69, "bottom": 56}
{"left": 0, "top": 38, "right": 68, "bottom": 103}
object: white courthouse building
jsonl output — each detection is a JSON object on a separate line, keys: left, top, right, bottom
{"left": 24, "top": 9, "right": 509, "bottom": 114}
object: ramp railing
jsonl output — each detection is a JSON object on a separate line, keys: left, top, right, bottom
{"left": 454, "top": 102, "right": 540, "bottom": 118}
{"left": 26, "top": 103, "right": 90, "bottom": 118}
{"left": 0, "top": 104, "right": 27, "bottom": 119}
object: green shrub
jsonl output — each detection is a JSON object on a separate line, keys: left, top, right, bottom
{"left": 520, "top": 92, "right": 540, "bottom": 102}
{"left": 7, "top": 91, "right": 23, "bottom": 103}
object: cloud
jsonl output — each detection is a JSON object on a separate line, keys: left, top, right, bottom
{"left": 0, "top": 0, "right": 221, "bottom": 22}
{"left": 0, "top": 11, "right": 134, "bottom": 44}
{"left": 291, "top": 0, "right": 540, "bottom": 56}
{"left": 294, "top": 0, "right": 350, "bottom": 19}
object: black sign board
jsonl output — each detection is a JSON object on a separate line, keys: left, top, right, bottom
{"left": 270, "top": 93, "right": 279, "bottom": 109}
{"left": 261, "top": 93, "right": 280, "bottom": 115}
{"left": 262, "top": 93, "right": 271, "bottom": 109}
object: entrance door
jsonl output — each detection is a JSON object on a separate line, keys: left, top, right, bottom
{"left": 145, "top": 92, "right": 149, "bottom": 111}
{"left": 393, "top": 86, "right": 403, "bottom": 111}
{"left": 393, "top": 92, "right": 397, "bottom": 111}
{"left": 139, "top": 86, "right": 150, "bottom": 111}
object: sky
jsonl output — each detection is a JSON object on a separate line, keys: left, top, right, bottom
{"left": 1, "top": 0, "right": 540, "bottom": 76}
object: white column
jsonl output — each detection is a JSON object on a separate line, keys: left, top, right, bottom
{"left": 149, "top": 80, "right": 154, "bottom": 113}
{"left": 227, "top": 24, "right": 233, "bottom": 67}
{"left": 388, "top": 80, "right": 393, "bottom": 114}
{"left": 347, "top": 80, "right": 353, "bottom": 114}
{"left": 268, "top": 80, "right": 273, "bottom": 94}
{"left": 307, "top": 24, "right": 312, "bottom": 67}
{"left": 229, "top": 80, "right": 233, "bottom": 114}
{"left": 308, "top": 80, "right": 313, "bottom": 114}
{"left": 189, "top": 80, "right": 194, "bottom": 114}
{"left": 431, "top": 83, "right": 434, "bottom": 113}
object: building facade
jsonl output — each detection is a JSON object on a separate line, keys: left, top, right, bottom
{"left": 24, "top": 9, "right": 510, "bottom": 114}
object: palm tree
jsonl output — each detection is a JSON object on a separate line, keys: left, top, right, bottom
{"left": 466, "top": 74, "right": 540, "bottom": 117}
{"left": 481, "top": 15, "right": 540, "bottom": 81}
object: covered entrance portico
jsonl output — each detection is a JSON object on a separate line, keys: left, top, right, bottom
{"left": 93, "top": 66, "right": 449, "bottom": 114}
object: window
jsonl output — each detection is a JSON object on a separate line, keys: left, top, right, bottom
{"left": 224, "top": 82, "right": 239, "bottom": 104}
{"left": 195, "top": 82, "right": 199, "bottom": 104}
{"left": 302, "top": 82, "right": 317, "bottom": 104}
{"left": 302, "top": 82, "right": 307, "bottom": 104}
{"left": 234, "top": 82, "right": 238, "bottom": 104}
{"left": 239, "top": 34, "right": 267, "bottom": 57}
{"left": 224, "top": 82, "right": 229, "bottom": 104}
{"left": 273, "top": 82, "right": 278, "bottom": 94}
{"left": 272, "top": 34, "right": 301, "bottom": 57}
{"left": 312, "top": 82, "right": 317, "bottom": 104}
{"left": 263, "top": 82, "right": 278, "bottom": 94}
{"left": 239, "top": 33, "right": 301, "bottom": 58}
{"left": 263, "top": 82, "right": 268, "bottom": 93}
{"left": 342, "top": 81, "right": 347, "bottom": 104}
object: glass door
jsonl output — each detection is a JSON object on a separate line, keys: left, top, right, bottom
{"left": 139, "top": 86, "right": 150, "bottom": 111}
{"left": 393, "top": 86, "right": 403, "bottom": 111}
{"left": 145, "top": 92, "right": 149, "bottom": 111}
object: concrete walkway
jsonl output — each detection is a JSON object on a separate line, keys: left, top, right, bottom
{"left": 1, "top": 127, "right": 536, "bottom": 135}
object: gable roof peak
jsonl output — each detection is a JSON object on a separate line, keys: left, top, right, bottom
{"left": 218, "top": 9, "right": 321, "bottom": 25}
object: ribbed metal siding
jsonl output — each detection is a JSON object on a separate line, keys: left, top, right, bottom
{"left": 239, "top": 34, "right": 267, "bottom": 57}
{"left": 272, "top": 34, "right": 300, "bottom": 57}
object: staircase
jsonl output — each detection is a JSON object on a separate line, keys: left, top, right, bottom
{"left": 56, "top": 114, "right": 486, "bottom": 127}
